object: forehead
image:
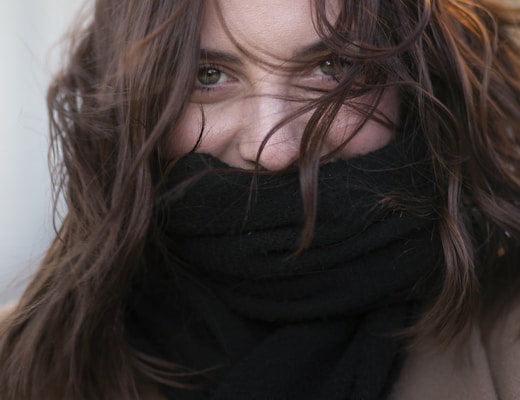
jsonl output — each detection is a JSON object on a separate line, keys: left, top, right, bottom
{"left": 201, "top": 0, "right": 341, "bottom": 58}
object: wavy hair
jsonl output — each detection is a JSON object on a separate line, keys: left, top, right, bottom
{"left": 1, "top": 0, "right": 520, "bottom": 398}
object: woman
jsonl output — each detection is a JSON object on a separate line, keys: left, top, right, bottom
{"left": 1, "top": 0, "right": 519, "bottom": 398}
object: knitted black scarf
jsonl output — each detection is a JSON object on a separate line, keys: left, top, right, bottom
{"left": 126, "top": 138, "right": 443, "bottom": 400}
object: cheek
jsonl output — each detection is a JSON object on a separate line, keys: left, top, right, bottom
{"left": 165, "top": 104, "right": 202, "bottom": 159}
{"left": 166, "top": 104, "right": 236, "bottom": 159}
{"left": 330, "top": 89, "right": 399, "bottom": 158}
{"left": 166, "top": 103, "right": 242, "bottom": 161}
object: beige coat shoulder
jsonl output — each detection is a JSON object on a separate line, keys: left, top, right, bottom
{"left": 0, "top": 302, "right": 16, "bottom": 325}
{"left": 390, "top": 303, "right": 520, "bottom": 400}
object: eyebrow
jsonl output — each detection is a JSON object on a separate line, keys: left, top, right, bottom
{"left": 199, "top": 40, "right": 330, "bottom": 66}
{"left": 199, "top": 49, "right": 244, "bottom": 65}
{"left": 293, "top": 40, "right": 329, "bottom": 59}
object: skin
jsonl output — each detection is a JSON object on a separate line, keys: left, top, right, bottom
{"left": 169, "top": 0, "right": 398, "bottom": 170}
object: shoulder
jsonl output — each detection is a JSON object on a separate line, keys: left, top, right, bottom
{"left": 390, "top": 303, "right": 520, "bottom": 400}
{"left": 0, "top": 302, "right": 16, "bottom": 325}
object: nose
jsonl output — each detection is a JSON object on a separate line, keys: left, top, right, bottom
{"left": 236, "top": 94, "right": 303, "bottom": 170}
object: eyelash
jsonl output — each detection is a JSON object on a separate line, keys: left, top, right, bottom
{"left": 194, "top": 56, "right": 351, "bottom": 94}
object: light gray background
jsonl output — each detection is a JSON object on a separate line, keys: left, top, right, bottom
{"left": 0, "top": 0, "right": 85, "bottom": 304}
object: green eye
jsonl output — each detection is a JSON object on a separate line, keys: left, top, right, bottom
{"left": 317, "top": 57, "right": 349, "bottom": 77}
{"left": 197, "top": 66, "right": 222, "bottom": 85}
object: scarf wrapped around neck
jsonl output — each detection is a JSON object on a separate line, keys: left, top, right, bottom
{"left": 126, "top": 137, "right": 443, "bottom": 400}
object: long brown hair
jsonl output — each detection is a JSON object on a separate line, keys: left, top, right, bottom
{"left": 1, "top": 0, "right": 520, "bottom": 398}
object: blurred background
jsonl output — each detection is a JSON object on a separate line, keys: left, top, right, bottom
{"left": 0, "top": 0, "right": 85, "bottom": 304}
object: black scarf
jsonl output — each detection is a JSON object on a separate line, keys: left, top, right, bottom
{"left": 126, "top": 138, "right": 443, "bottom": 400}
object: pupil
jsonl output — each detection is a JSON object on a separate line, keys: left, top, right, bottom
{"left": 198, "top": 67, "right": 221, "bottom": 85}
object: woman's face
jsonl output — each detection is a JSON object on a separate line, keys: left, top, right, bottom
{"left": 168, "top": 0, "right": 398, "bottom": 170}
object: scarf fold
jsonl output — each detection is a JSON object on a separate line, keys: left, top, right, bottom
{"left": 126, "top": 138, "right": 443, "bottom": 400}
